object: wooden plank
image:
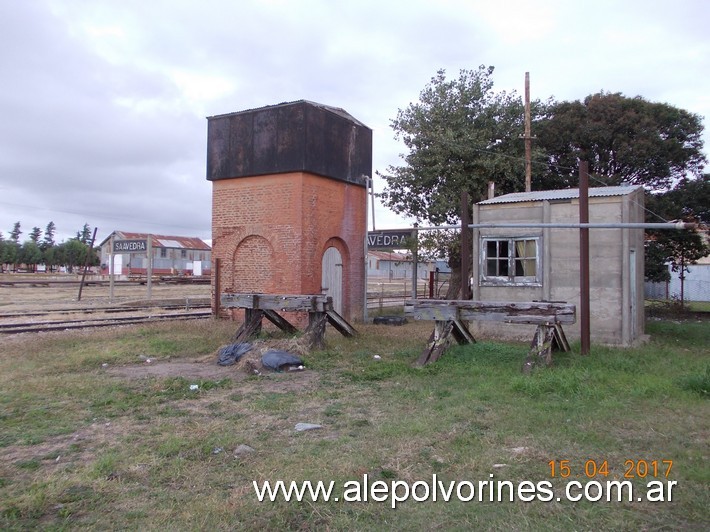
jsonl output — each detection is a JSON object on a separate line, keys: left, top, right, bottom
{"left": 405, "top": 300, "right": 576, "bottom": 325}
{"left": 415, "top": 321, "right": 455, "bottom": 367}
{"left": 221, "top": 293, "right": 331, "bottom": 312}
{"left": 552, "top": 323, "right": 571, "bottom": 352}
{"left": 451, "top": 319, "right": 476, "bottom": 344}
{"left": 233, "top": 309, "right": 263, "bottom": 342}
{"left": 325, "top": 310, "right": 357, "bottom": 338}
{"left": 263, "top": 310, "right": 299, "bottom": 335}
{"left": 522, "top": 325, "right": 556, "bottom": 373}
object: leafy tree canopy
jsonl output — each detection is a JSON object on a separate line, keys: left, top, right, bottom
{"left": 29, "top": 227, "right": 42, "bottom": 244}
{"left": 536, "top": 92, "right": 706, "bottom": 190}
{"left": 379, "top": 66, "right": 547, "bottom": 226}
{"left": 644, "top": 175, "right": 709, "bottom": 283}
{"left": 9, "top": 222, "right": 21, "bottom": 245}
{"left": 76, "top": 223, "right": 92, "bottom": 244}
{"left": 41, "top": 221, "right": 56, "bottom": 251}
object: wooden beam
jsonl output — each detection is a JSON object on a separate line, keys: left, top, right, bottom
{"left": 263, "top": 310, "right": 299, "bottom": 335}
{"left": 451, "top": 319, "right": 476, "bottom": 344}
{"left": 405, "top": 300, "right": 576, "bottom": 324}
{"left": 233, "top": 309, "right": 263, "bottom": 342}
{"left": 326, "top": 310, "right": 357, "bottom": 338}
{"left": 415, "top": 321, "right": 455, "bottom": 367}
{"left": 221, "top": 293, "right": 332, "bottom": 312}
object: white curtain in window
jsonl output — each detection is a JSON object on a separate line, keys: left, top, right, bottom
{"left": 515, "top": 239, "right": 537, "bottom": 276}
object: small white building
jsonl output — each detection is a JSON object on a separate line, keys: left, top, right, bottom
{"left": 367, "top": 250, "right": 432, "bottom": 280}
{"left": 471, "top": 186, "right": 645, "bottom": 346}
{"left": 99, "top": 231, "right": 211, "bottom": 278}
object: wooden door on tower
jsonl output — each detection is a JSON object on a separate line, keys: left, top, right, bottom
{"left": 321, "top": 247, "right": 343, "bottom": 314}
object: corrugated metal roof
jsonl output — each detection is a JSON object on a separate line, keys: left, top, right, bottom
{"left": 206, "top": 99, "right": 369, "bottom": 129}
{"left": 101, "top": 231, "right": 211, "bottom": 250}
{"left": 478, "top": 185, "right": 642, "bottom": 205}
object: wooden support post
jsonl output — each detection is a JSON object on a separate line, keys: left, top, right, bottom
{"left": 326, "top": 310, "right": 357, "bottom": 337}
{"left": 522, "top": 324, "right": 556, "bottom": 373}
{"left": 415, "top": 320, "right": 455, "bottom": 367}
{"left": 305, "top": 312, "right": 328, "bottom": 350}
{"left": 552, "top": 323, "right": 571, "bottom": 352}
{"left": 451, "top": 319, "right": 476, "bottom": 344}
{"left": 233, "top": 309, "right": 263, "bottom": 342}
{"left": 263, "top": 310, "right": 299, "bottom": 334}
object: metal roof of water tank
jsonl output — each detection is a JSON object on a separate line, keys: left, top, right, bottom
{"left": 206, "top": 100, "right": 372, "bottom": 186}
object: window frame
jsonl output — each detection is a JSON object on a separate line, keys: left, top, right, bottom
{"left": 480, "top": 235, "right": 542, "bottom": 287}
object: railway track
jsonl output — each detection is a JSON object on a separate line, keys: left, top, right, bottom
{"left": 0, "top": 302, "right": 211, "bottom": 320}
{"left": 0, "top": 310, "right": 213, "bottom": 334}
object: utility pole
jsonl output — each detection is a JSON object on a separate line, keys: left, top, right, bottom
{"left": 579, "top": 161, "right": 590, "bottom": 355}
{"left": 523, "top": 72, "right": 533, "bottom": 192}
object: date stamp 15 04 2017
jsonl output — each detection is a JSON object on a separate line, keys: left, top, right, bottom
{"left": 548, "top": 459, "right": 673, "bottom": 479}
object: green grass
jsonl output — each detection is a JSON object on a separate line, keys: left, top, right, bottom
{"left": 0, "top": 318, "right": 707, "bottom": 529}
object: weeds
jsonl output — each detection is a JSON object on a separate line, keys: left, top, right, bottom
{"left": 0, "top": 319, "right": 707, "bottom": 529}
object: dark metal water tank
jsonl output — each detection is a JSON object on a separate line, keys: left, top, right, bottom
{"left": 206, "top": 100, "right": 371, "bottom": 186}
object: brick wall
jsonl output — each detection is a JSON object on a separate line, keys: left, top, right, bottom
{"left": 212, "top": 171, "right": 366, "bottom": 321}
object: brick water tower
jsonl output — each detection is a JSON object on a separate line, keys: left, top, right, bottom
{"left": 207, "top": 100, "right": 371, "bottom": 322}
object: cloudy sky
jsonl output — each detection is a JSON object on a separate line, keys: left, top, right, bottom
{"left": 1, "top": 0, "right": 708, "bottom": 244}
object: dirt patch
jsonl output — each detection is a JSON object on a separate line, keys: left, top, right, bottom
{"left": 105, "top": 336, "right": 315, "bottom": 387}
{"left": 106, "top": 360, "right": 239, "bottom": 380}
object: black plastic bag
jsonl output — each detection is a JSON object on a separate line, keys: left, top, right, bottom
{"left": 217, "top": 342, "right": 253, "bottom": 366}
{"left": 261, "top": 350, "right": 303, "bottom": 371}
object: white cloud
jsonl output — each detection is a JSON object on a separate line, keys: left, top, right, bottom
{"left": 0, "top": 0, "right": 708, "bottom": 244}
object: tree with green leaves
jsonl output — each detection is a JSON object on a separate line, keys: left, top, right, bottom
{"left": 379, "top": 66, "right": 545, "bottom": 225}
{"left": 645, "top": 176, "right": 709, "bottom": 305}
{"left": 9, "top": 222, "right": 21, "bottom": 245}
{"left": 0, "top": 233, "right": 6, "bottom": 273}
{"left": 41, "top": 221, "right": 56, "bottom": 251}
{"left": 20, "top": 241, "right": 43, "bottom": 272}
{"left": 535, "top": 92, "right": 706, "bottom": 190}
{"left": 29, "top": 227, "right": 42, "bottom": 244}
{"left": 7, "top": 222, "right": 22, "bottom": 271}
{"left": 76, "top": 223, "right": 92, "bottom": 245}
{"left": 378, "top": 66, "right": 548, "bottom": 296}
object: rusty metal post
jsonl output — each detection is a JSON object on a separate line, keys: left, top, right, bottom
{"left": 147, "top": 234, "right": 153, "bottom": 300}
{"left": 109, "top": 233, "right": 115, "bottom": 303}
{"left": 77, "top": 227, "right": 97, "bottom": 301}
{"left": 579, "top": 162, "right": 590, "bottom": 355}
{"left": 213, "top": 258, "right": 221, "bottom": 317}
{"left": 410, "top": 224, "right": 418, "bottom": 300}
{"left": 524, "top": 72, "right": 532, "bottom": 192}
{"left": 460, "top": 191, "right": 472, "bottom": 299}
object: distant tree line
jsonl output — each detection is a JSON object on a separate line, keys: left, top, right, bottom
{"left": 0, "top": 221, "right": 100, "bottom": 273}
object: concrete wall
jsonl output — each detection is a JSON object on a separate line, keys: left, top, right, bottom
{"left": 471, "top": 189, "right": 645, "bottom": 346}
{"left": 212, "top": 171, "right": 366, "bottom": 321}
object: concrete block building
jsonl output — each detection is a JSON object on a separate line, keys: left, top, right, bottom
{"left": 471, "top": 186, "right": 645, "bottom": 346}
{"left": 207, "top": 100, "right": 370, "bottom": 321}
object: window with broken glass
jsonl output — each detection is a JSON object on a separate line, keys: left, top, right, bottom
{"left": 481, "top": 237, "right": 540, "bottom": 286}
